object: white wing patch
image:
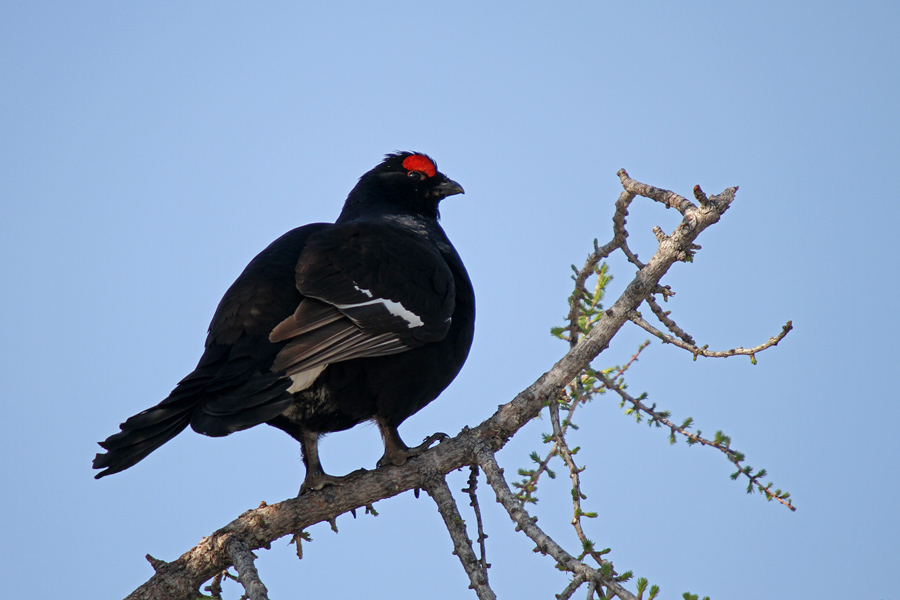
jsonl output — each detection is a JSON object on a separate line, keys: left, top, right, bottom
{"left": 335, "top": 296, "right": 425, "bottom": 328}
{"left": 287, "top": 365, "right": 327, "bottom": 393}
{"left": 353, "top": 284, "right": 374, "bottom": 298}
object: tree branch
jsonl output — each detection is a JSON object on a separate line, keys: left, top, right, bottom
{"left": 514, "top": 341, "right": 649, "bottom": 503}
{"left": 461, "top": 466, "right": 490, "bottom": 581}
{"left": 618, "top": 170, "right": 697, "bottom": 214}
{"left": 224, "top": 537, "right": 269, "bottom": 600}
{"left": 629, "top": 311, "right": 793, "bottom": 364}
{"left": 475, "top": 446, "right": 636, "bottom": 600}
{"left": 548, "top": 398, "right": 602, "bottom": 566}
{"left": 595, "top": 370, "right": 795, "bottom": 511}
{"left": 644, "top": 295, "right": 695, "bottom": 345}
{"left": 557, "top": 574, "right": 588, "bottom": 600}
{"left": 426, "top": 478, "right": 496, "bottom": 600}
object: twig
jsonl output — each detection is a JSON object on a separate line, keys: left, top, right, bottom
{"left": 203, "top": 571, "right": 225, "bottom": 600}
{"left": 595, "top": 371, "right": 795, "bottom": 511}
{"left": 548, "top": 399, "right": 603, "bottom": 566}
{"left": 426, "top": 478, "right": 496, "bottom": 600}
{"left": 644, "top": 295, "right": 695, "bottom": 345}
{"left": 629, "top": 312, "right": 793, "bottom": 364}
{"left": 461, "top": 466, "right": 490, "bottom": 581}
{"left": 618, "top": 170, "right": 695, "bottom": 215}
{"left": 515, "top": 342, "right": 649, "bottom": 503}
{"left": 567, "top": 250, "right": 607, "bottom": 345}
{"left": 558, "top": 574, "right": 587, "bottom": 600}
{"left": 224, "top": 537, "right": 269, "bottom": 600}
{"left": 611, "top": 191, "right": 634, "bottom": 249}
{"left": 476, "top": 446, "right": 636, "bottom": 600}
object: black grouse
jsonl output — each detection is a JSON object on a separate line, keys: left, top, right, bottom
{"left": 93, "top": 152, "right": 475, "bottom": 492}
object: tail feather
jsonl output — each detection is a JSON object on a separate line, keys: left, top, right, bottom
{"left": 94, "top": 364, "right": 296, "bottom": 478}
{"left": 190, "top": 385, "right": 294, "bottom": 436}
{"left": 105, "top": 395, "right": 197, "bottom": 432}
{"left": 201, "top": 374, "right": 291, "bottom": 414}
{"left": 93, "top": 396, "right": 195, "bottom": 479}
{"left": 98, "top": 406, "right": 192, "bottom": 451}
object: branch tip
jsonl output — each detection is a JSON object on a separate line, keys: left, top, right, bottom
{"left": 145, "top": 554, "right": 167, "bottom": 573}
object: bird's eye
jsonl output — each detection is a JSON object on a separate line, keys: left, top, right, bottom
{"left": 407, "top": 170, "right": 426, "bottom": 181}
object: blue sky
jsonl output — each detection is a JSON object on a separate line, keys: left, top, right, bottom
{"left": 2, "top": 2, "right": 898, "bottom": 599}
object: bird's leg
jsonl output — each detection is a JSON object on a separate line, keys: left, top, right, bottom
{"left": 298, "top": 430, "right": 351, "bottom": 494}
{"left": 375, "top": 418, "right": 449, "bottom": 468}
{"left": 267, "top": 416, "right": 363, "bottom": 494}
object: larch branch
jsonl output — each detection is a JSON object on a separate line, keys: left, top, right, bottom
{"left": 595, "top": 371, "right": 795, "bottom": 511}
{"left": 461, "top": 465, "right": 491, "bottom": 581}
{"left": 644, "top": 295, "right": 695, "bottom": 345}
{"left": 476, "top": 446, "right": 636, "bottom": 600}
{"left": 426, "top": 478, "right": 496, "bottom": 600}
{"left": 224, "top": 537, "right": 269, "bottom": 600}
{"left": 629, "top": 311, "right": 793, "bottom": 362}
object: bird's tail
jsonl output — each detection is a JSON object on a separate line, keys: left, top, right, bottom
{"left": 92, "top": 392, "right": 196, "bottom": 479}
{"left": 93, "top": 369, "right": 295, "bottom": 478}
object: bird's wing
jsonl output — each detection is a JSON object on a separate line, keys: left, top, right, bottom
{"left": 93, "top": 225, "right": 331, "bottom": 471}
{"left": 188, "top": 225, "right": 328, "bottom": 434}
{"left": 270, "top": 221, "right": 456, "bottom": 376}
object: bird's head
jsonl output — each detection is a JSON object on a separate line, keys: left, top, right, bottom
{"left": 340, "top": 152, "right": 464, "bottom": 221}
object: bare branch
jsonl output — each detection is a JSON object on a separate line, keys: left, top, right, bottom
{"left": 693, "top": 184, "right": 709, "bottom": 206}
{"left": 203, "top": 572, "right": 225, "bottom": 600}
{"left": 611, "top": 191, "right": 634, "bottom": 250}
{"left": 629, "top": 311, "right": 793, "bottom": 363}
{"left": 618, "top": 169, "right": 695, "bottom": 215}
{"left": 427, "top": 478, "right": 496, "bottom": 600}
{"left": 461, "top": 466, "right": 490, "bottom": 581}
{"left": 145, "top": 554, "right": 167, "bottom": 573}
{"left": 558, "top": 574, "right": 588, "bottom": 600}
{"left": 644, "top": 295, "right": 695, "bottom": 345}
{"left": 224, "top": 537, "right": 269, "bottom": 600}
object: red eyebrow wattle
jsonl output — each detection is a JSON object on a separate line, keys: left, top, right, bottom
{"left": 402, "top": 155, "right": 436, "bottom": 178}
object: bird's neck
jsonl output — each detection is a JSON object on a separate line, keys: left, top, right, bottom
{"left": 336, "top": 189, "right": 440, "bottom": 224}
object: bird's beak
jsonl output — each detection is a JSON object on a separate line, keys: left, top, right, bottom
{"left": 434, "top": 177, "right": 465, "bottom": 199}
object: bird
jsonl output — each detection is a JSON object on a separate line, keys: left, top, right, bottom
{"left": 93, "top": 152, "right": 475, "bottom": 493}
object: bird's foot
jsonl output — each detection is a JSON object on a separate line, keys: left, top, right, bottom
{"left": 376, "top": 432, "right": 449, "bottom": 468}
{"left": 298, "top": 468, "right": 367, "bottom": 496}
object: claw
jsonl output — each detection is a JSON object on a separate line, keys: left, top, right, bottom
{"left": 299, "top": 472, "right": 348, "bottom": 495}
{"left": 298, "top": 468, "right": 367, "bottom": 495}
{"left": 377, "top": 431, "right": 449, "bottom": 468}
